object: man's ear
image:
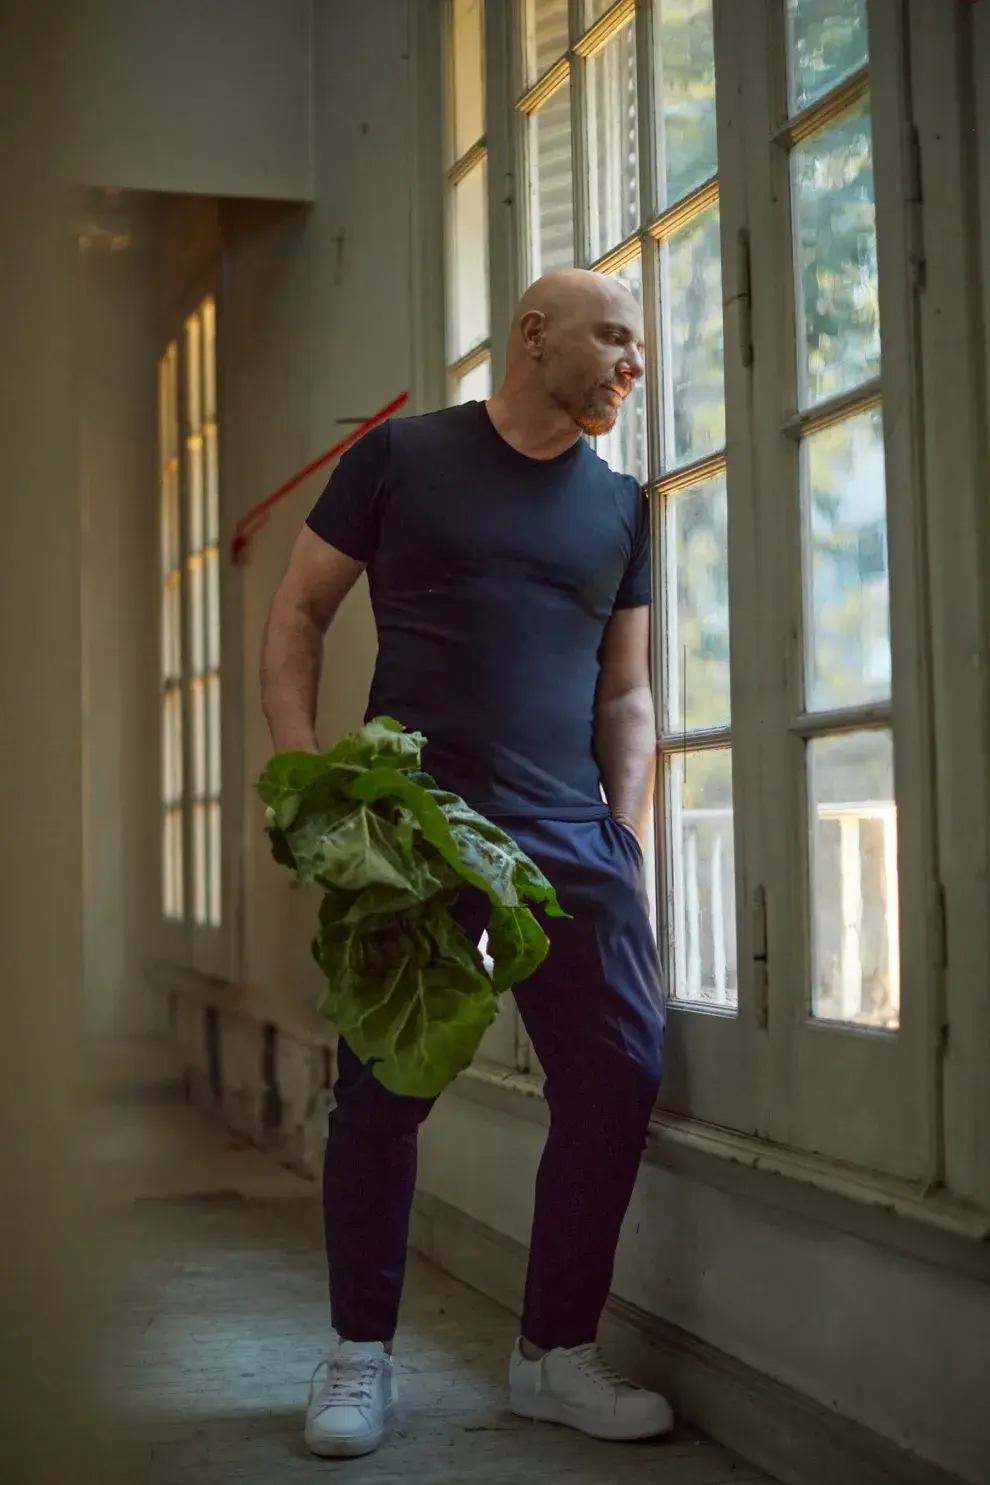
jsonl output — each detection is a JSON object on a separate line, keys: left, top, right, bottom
{"left": 519, "top": 309, "right": 546, "bottom": 358}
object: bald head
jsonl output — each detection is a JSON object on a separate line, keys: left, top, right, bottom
{"left": 502, "top": 268, "right": 645, "bottom": 437}
{"left": 512, "top": 268, "right": 640, "bottom": 332}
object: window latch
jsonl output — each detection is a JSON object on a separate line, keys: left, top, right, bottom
{"left": 752, "top": 883, "right": 768, "bottom": 1028}
{"left": 736, "top": 227, "right": 753, "bottom": 369}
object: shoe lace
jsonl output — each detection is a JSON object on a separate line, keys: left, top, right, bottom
{"left": 568, "top": 1344, "right": 638, "bottom": 1393}
{"left": 308, "top": 1354, "right": 381, "bottom": 1413}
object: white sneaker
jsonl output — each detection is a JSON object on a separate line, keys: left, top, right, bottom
{"left": 509, "top": 1340, "right": 673, "bottom": 1442}
{"left": 304, "top": 1340, "right": 396, "bottom": 1458}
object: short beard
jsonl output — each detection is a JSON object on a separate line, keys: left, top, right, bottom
{"left": 547, "top": 379, "right": 621, "bottom": 438}
{"left": 573, "top": 404, "right": 619, "bottom": 437}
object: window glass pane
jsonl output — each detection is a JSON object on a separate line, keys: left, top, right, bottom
{"left": 167, "top": 576, "right": 182, "bottom": 680}
{"left": 792, "top": 99, "right": 880, "bottom": 409}
{"left": 162, "top": 687, "right": 181, "bottom": 804}
{"left": 660, "top": 200, "right": 725, "bottom": 468}
{"left": 185, "top": 314, "right": 202, "bottom": 431}
{"left": 202, "top": 297, "right": 217, "bottom": 421}
{"left": 206, "top": 546, "right": 221, "bottom": 671}
{"left": 207, "top": 674, "right": 222, "bottom": 800}
{"left": 667, "top": 747, "right": 737, "bottom": 1007}
{"left": 664, "top": 472, "right": 730, "bottom": 733}
{"left": 452, "top": 0, "right": 485, "bottom": 160}
{"left": 187, "top": 437, "right": 204, "bottom": 553}
{"left": 654, "top": 0, "right": 717, "bottom": 209}
{"left": 188, "top": 556, "right": 205, "bottom": 677}
{"left": 593, "top": 258, "right": 646, "bottom": 478}
{"left": 161, "top": 464, "right": 180, "bottom": 577}
{"left": 455, "top": 356, "right": 492, "bottom": 404}
{"left": 523, "top": 0, "right": 569, "bottom": 86}
{"left": 167, "top": 686, "right": 183, "bottom": 801}
{"left": 530, "top": 82, "right": 574, "bottom": 278}
{"left": 191, "top": 678, "right": 207, "bottom": 800}
{"left": 809, "top": 730, "right": 899, "bottom": 1029}
{"left": 163, "top": 806, "right": 183, "bottom": 921}
{"left": 159, "top": 478, "right": 170, "bottom": 580}
{"left": 787, "top": 0, "right": 868, "bottom": 115}
{"left": 586, "top": 18, "right": 639, "bottom": 262}
{"left": 161, "top": 695, "right": 173, "bottom": 806}
{"left": 193, "top": 803, "right": 208, "bottom": 926}
{"left": 804, "top": 407, "right": 889, "bottom": 712}
{"left": 449, "top": 158, "right": 490, "bottom": 361}
{"left": 583, "top": 0, "right": 616, "bottom": 26}
{"left": 208, "top": 802, "right": 223, "bottom": 928}
{"left": 205, "top": 426, "right": 219, "bottom": 545}
{"left": 161, "top": 578, "right": 172, "bottom": 682}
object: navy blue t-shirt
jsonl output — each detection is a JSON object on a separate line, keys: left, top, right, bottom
{"left": 306, "top": 401, "right": 650, "bottom": 821}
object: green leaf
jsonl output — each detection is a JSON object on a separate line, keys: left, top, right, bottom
{"left": 313, "top": 904, "right": 496, "bottom": 1098}
{"left": 257, "top": 752, "right": 337, "bottom": 830}
{"left": 289, "top": 803, "right": 435, "bottom": 895}
{"left": 486, "top": 904, "right": 550, "bottom": 995}
{"left": 259, "top": 718, "right": 571, "bottom": 1099}
{"left": 432, "top": 792, "right": 569, "bottom": 919}
{"left": 325, "top": 716, "right": 425, "bottom": 774}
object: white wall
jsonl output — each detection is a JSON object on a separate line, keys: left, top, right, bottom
{"left": 418, "top": 1096, "right": 989, "bottom": 1483}
{"left": 70, "top": 0, "right": 314, "bottom": 202}
{"left": 225, "top": 0, "right": 417, "bottom": 1032}
{"left": 79, "top": 235, "right": 161, "bottom": 1039}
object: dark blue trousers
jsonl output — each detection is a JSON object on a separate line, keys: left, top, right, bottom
{"left": 322, "top": 816, "right": 666, "bottom": 1352}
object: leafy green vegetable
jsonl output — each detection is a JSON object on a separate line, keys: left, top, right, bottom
{"left": 257, "top": 717, "right": 567, "bottom": 1098}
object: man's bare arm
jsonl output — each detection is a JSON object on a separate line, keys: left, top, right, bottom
{"left": 260, "top": 527, "right": 365, "bottom": 754}
{"left": 594, "top": 605, "right": 656, "bottom": 846}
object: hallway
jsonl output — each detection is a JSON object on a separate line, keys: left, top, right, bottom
{"left": 107, "top": 1102, "right": 769, "bottom": 1484}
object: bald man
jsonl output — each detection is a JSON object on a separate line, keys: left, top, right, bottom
{"left": 261, "top": 270, "right": 671, "bottom": 1459}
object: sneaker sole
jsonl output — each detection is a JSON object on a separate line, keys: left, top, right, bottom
{"left": 511, "top": 1395, "right": 673, "bottom": 1442}
{"left": 305, "top": 1402, "right": 395, "bottom": 1459}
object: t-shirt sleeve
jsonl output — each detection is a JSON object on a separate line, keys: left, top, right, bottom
{"left": 305, "top": 421, "right": 391, "bottom": 564}
{"left": 613, "top": 482, "right": 652, "bottom": 610}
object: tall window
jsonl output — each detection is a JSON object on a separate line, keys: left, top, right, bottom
{"left": 159, "top": 342, "right": 183, "bottom": 921}
{"left": 446, "top": 1, "right": 971, "bottom": 1186}
{"left": 781, "top": 3, "right": 892, "bottom": 1028}
{"left": 516, "top": 0, "right": 731, "bottom": 1007}
{"left": 158, "top": 295, "right": 223, "bottom": 931}
{"left": 445, "top": 0, "right": 492, "bottom": 402}
{"left": 520, "top": 0, "right": 574, "bottom": 276}
{"left": 743, "top": 0, "right": 929, "bottom": 1174}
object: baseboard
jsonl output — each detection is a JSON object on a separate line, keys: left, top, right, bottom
{"left": 410, "top": 1191, "right": 967, "bottom": 1485}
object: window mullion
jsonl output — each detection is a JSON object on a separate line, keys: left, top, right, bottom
{"left": 635, "top": 0, "right": 661, "bottom": 483}
{"left": 740, "top": 0, "right": 938, "bottom": 1180}
{"left": 484, "top": 0, "right": 518, "bottom": 389}
{"left": 729, "top": 0, "right": 804, "bottom": 1149}
{"left": 633, "top": 0, "right": 658, "bottom": 226}
{"left": 653, "top": 0, "right": 765, "bottom": 1136}
{"left": 905, "top": 0, "right": 990, "bottom": 1208}
{"left": 568, "top": 0, "right": 590, "bottom": 266}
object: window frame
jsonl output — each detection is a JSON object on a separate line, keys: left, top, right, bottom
{"left": 509, "top": 0, "right": 769, "bottom": 1123}
{"left": 445, "top": 0, "right": 990, "bottom": 1199}
{"left": 444, "top": 0, "right": 494, "bottom": 403}
{"left": 733, "top": 0, "right": 939, "bottom": 1179}
{"left": 156, "top": 287, "right": 231, "bottom": 982}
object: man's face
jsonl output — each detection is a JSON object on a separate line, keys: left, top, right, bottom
{"left": 537, "top": 284, "right": 646, "bottom": 436}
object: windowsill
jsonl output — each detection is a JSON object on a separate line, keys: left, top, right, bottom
{"left": 453, "top": 1061, "right": 990, "bottom": 1285}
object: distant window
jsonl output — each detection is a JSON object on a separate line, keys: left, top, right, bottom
{"left": 157, "top": 295, "right": 223, "bottom": 928}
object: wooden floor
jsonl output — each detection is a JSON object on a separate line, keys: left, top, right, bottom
{"left": 101, "top": 1101, "right": 774, "bottom": 1484}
